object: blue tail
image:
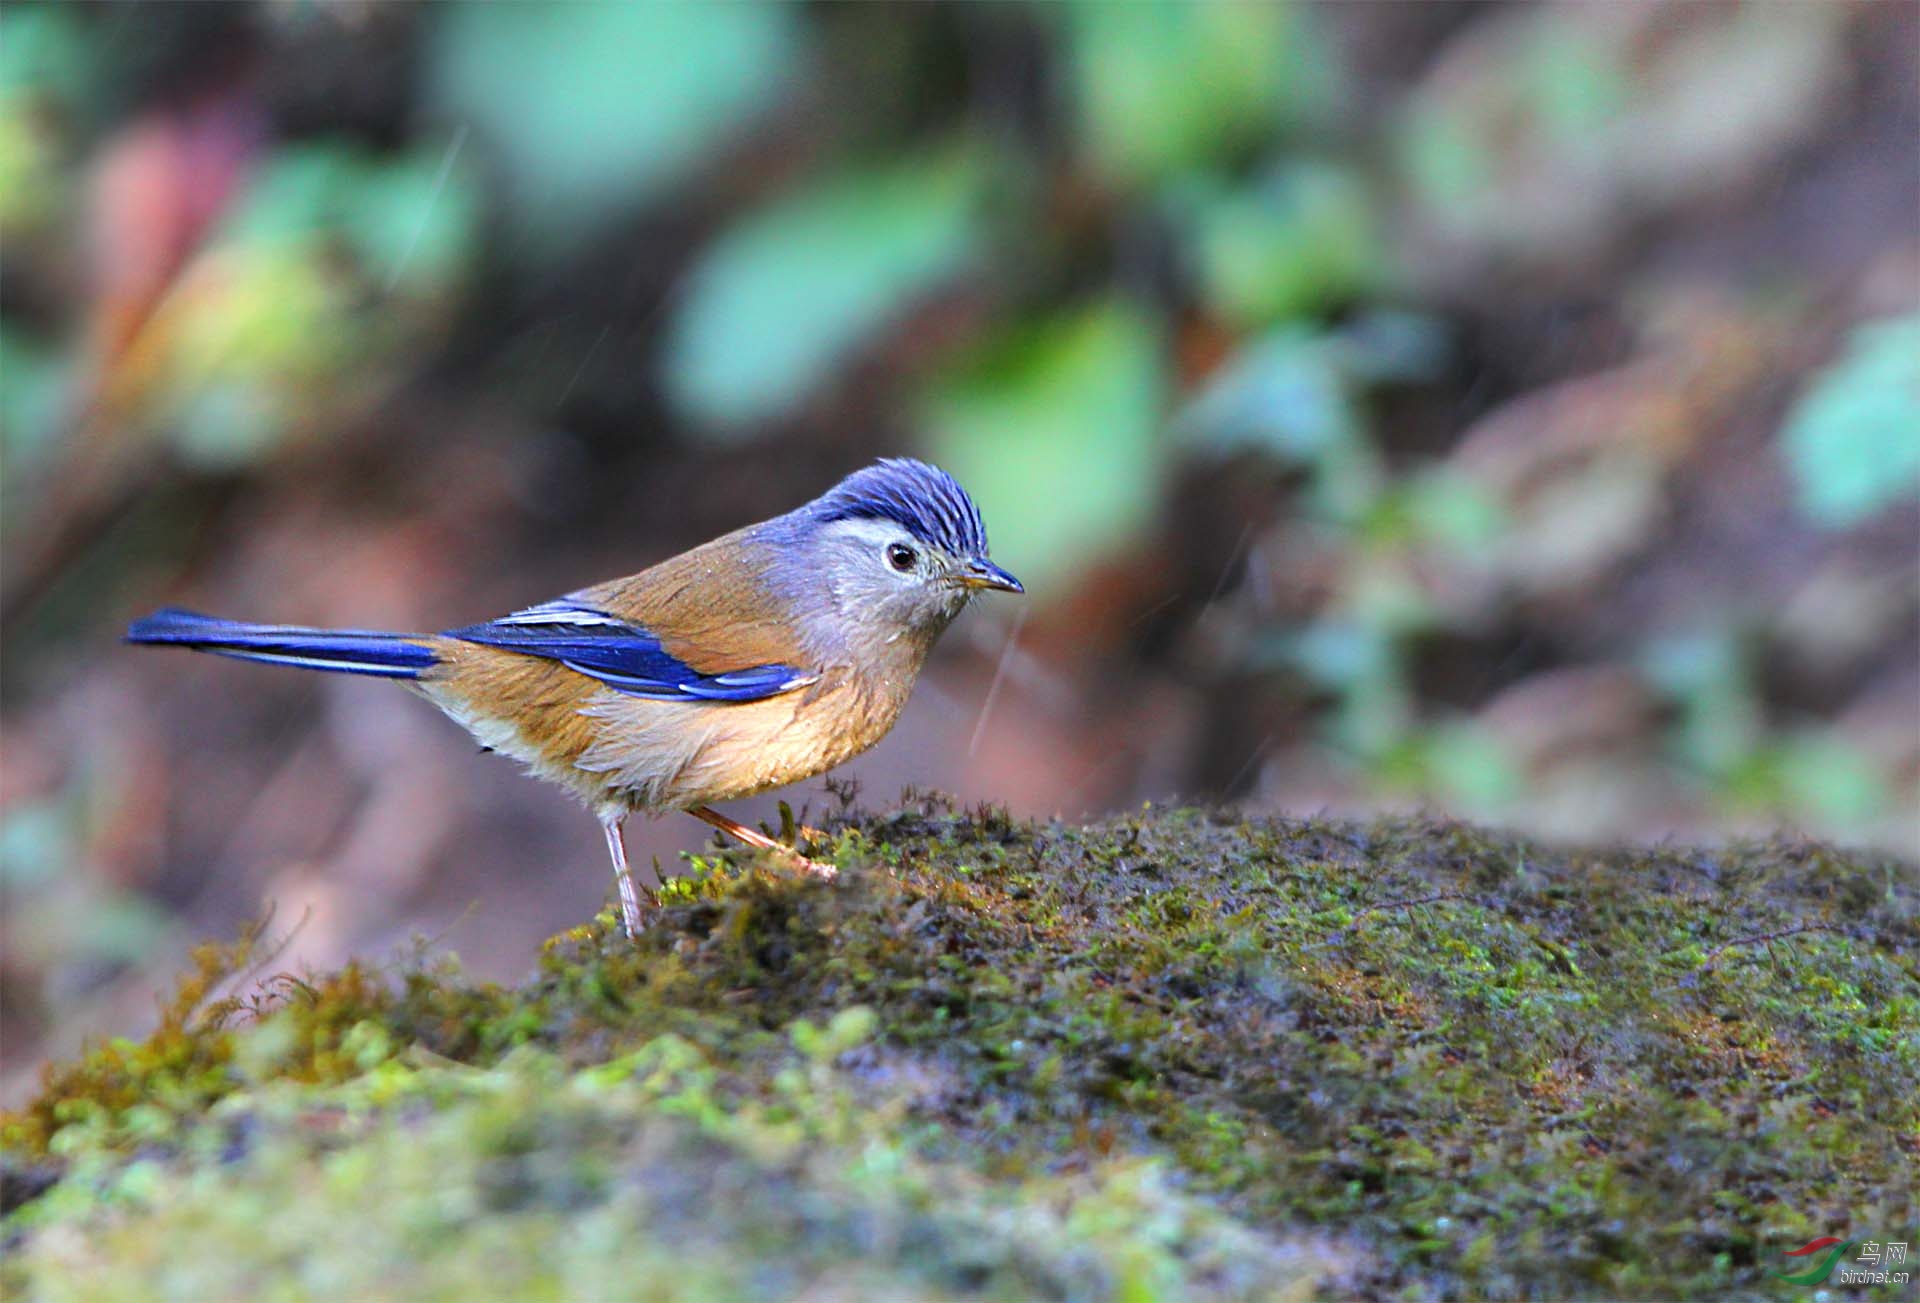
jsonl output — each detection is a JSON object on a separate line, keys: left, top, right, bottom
{"left": 125, "top": 608, "right": 437, "bottom": 679}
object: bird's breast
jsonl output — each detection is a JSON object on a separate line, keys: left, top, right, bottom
{"left": 575, "top": 664, "right": 917, "bottom": 811}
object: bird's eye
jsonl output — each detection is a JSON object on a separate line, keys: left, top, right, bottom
{"left": 885, "top": 543, "right": 919, "bottom": 573}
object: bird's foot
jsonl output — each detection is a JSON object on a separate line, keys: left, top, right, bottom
{"left": 788, "top": 848, "right": 839, "bottom": 880}
{"left": 687, "top": 805, "right": 839, "bottom": 880}
{"left": 615, "top": 865, "right": 656, "bottom": 937}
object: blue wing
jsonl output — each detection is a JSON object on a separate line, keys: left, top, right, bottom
{"left": 442, "top": 600, "right": 816, "bottom": 703}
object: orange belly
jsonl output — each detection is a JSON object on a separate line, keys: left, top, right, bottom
{"left": 419, "top": 641, "right": 914, "bottom": 817}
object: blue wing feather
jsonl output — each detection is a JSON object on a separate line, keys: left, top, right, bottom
{"left": 126, "top": 608, "right": 436, "bottom": 678}
{"left": 443, "top": 601, "right": 814, "bottom": 703}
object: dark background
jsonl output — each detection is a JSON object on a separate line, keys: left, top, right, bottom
{"left": 3, "top": 0, "right": 1916, "bottom": 1094}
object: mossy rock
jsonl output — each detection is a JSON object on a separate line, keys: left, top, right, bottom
{"left": 4, "top": 802, "right": 1915, "bottom": 1299}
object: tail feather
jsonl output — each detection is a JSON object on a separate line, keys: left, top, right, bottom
{"left": 125, "top": 607, "right": 437, "bottom": 679}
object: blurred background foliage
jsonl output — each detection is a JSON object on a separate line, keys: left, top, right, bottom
{"left": 1, "top": 0, "right": 1915, "bottom": 1086}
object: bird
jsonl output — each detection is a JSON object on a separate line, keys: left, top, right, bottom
{"left": 126, "top": 458, "right": 1023, "bottom": 937}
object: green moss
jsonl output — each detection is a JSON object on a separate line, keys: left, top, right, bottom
{"left": 4, "top": 804, "right": 1915, "bottom": 1299}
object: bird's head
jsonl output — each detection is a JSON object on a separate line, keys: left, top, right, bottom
{"left": 780, "top": 458, "right": 1022, "bottom": 654}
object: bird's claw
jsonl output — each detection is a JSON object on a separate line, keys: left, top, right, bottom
{"left": 688, "top": 804, "right": 838, "bottom": 881}
{"left": 785, "top": 848, "right": 838, "bottom": 880}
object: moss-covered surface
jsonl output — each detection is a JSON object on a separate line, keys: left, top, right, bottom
{"left": 4, "top": 802, "right": 1916, "bottom": 1299}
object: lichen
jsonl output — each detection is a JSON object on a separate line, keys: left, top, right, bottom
{"left": 4, "top": 801, "right": 1915, "bottom": 1299}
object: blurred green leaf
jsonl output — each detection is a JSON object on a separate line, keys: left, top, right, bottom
{"left": 12, "top": 883, "right": 171, "bottom": 972}
{"left": 0, "top": 5, "right": 92, "bottom": 106}
{"left": 0, "top": 108, "right": 57, "bottom": 231}
{"left": 1335, "top": 661, "right": 1414, "bottom": 765}
{"left": 1399, "top": 468, "right": 1506, "bottom": 554}
{"left": 0, "top": 794, "right": 168, "bottom": 976}
{"left": 1181, "top": 331, "right": 1356, "bottom": 460}
{"left": 139, "top": 142, "right": 479, "bottom": 467}
{"left": 427, "top": 2, "right": 799, "bottom": 249}
{"left": 921, "top": 297, "right": 1164, "bottom": 593}
{"left": 0, "top": 324, "right": 73, "bottom": 467}
{"left": 1643, "top": 629, "right": 1762, "bottom": 779}
{"left": 1174, "top": 161, "right": 1380, "bottom": 327}
{"left": 1776, "top": 735, "right": 1889, "bottom": 826}
{"left": 1394, "top": 22, "right": 1629, "bottom": 256}
{"left": 1257, "top": 615, "right": 1426, "bottom": 770}
{"left": 0, "top": 5, "right": 90, "bottom": 234}
{"left": 1424, "top": 722, "right": 1522, "bottom": 810}
{"left": 1376, "top": 719, "right": 1563, "bottom": 824}
{"left": 1332, "top": 309, "right": 1452, "bottom": 387}
{"left": 1642, "top": 628, "right": 1742, "bottom": 700}
{"left": 668, "top": 152, "right": 989, "bottom": 434}
{"left": 342, "top": 136, "right": 482, "bottom": 296}
{"left": 166, "top": 244, "right": 351, "bottom": 385}
{"left": 1523, "top": 28, "right": 1631, "bottom": 143}
{"left": 1269, "top": 620, "right": 1393, "bottom": 692}
{"left": 169, "top": 383, "right": 286, "bottom": 471}
{"left": 82, "top": 893, "right": 173, "bottom": 964}
{"left": 218, "top": 143, "right": 479, "bottom": 296}
{"left": 154, "top": 239, "right": 355, "bottom": 467}
{"left": 217, "top": 149, "right": 346, "bottom": 244}
{"left": 1058, "top": 0, "right": 1335, "bottom": 187}
{"left": 1397, "top": 111, "right": 1488, "bottom": 219}
{"left": 1345, "top": 553, "right": 1437, "bottom": 634}
{"left": 0, "top": 802, "right": 70, "bottom": 889}
{"left": 1178, "top": 329, "right": 1382, "bottom": 520}
{"left": 1779, "top": 313, "right": 1920, "bottom": 529}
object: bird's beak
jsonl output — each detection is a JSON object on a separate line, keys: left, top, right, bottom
{"left": 955, "top": 559, "right": 1024, "bottom": 594}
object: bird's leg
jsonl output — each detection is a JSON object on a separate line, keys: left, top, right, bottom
{"left": 686, "top": 805, "right": 838, "bottom": 880}
{"left": 602, "top": 815, "right": 647, "bottom": 937}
